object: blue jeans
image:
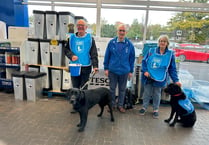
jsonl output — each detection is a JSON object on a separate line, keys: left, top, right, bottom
{"left": 71, "top": 66, "right": 91, "bottom": 89}
{"left": 108, "top": 71, "right": 128, "bottom": 107}
{"left": 142, "top": 83, "right": 162, "bottom": 111}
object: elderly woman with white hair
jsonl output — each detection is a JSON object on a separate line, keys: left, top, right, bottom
{"left": 139, "top": 35, "right": 181, "bottom": 118}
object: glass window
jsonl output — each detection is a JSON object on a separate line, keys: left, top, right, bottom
{"left": 27, "top": 1, "right": 209, "bottom": 101}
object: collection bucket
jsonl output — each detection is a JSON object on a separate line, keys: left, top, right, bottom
{"left": 69, "top": 64, "right": 81, "bottom": 76}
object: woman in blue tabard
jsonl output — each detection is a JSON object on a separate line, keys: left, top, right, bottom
{"left": 139, "top": 35, "right": 181, "bottom": 118}
{"left": 64, "top": 19, "right": 99, "bottom": 89}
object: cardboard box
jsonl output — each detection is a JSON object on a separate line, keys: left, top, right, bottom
{"left": 8, "top": 26, "right": 29, "bottom": 41}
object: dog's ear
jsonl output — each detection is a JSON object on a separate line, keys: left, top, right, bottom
{"left": 65, "top": 89, "right": 72, "bottom": 99}
{"left": 78, "top": 91, "right": 86, "bottom": 106}
{"left": 173, "top": 83, "right": 182, "bottom": 94}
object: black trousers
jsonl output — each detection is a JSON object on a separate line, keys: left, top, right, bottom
{"left": 71, "top": 66, "right": 92, "bottom": 89}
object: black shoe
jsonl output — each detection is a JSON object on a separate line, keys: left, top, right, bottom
{"left": 139, "top": 108, "right": 146, "bottom": 115}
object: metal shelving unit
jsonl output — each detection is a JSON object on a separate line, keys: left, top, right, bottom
{"left": 0, "top": 47, "right": 20, "bottom": 91}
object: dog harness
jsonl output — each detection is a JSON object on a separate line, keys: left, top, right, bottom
{"left": 147, "top": 48, "right": 172, "bottom": 82}
{"left": 178, "top": 98, "right": 194, "bottom": 116}
{"left": 69, "top": 33, "right": 92, "bottom": 66}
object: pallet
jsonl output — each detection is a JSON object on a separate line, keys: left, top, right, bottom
{"left": 28, "top": 64, "right": 68, "bottom": 71}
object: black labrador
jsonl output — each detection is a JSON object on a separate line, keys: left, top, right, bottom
{"left": 66, "top": 87, "right": 114, "bottom": 132}
{"left": 164, "top": 83, "right": 196, "bottom": 127}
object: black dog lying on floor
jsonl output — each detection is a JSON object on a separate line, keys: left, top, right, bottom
{"left": 164, "top": 83, "right": 196, "bottom": 127}
{"left": 66, "top": 87, "right": 114, "bottom": 132}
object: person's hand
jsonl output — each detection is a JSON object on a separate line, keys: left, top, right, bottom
{"left": 64, "top": 67, "right": 69, "bottom": 72}
{"left": 128, "top": 73, "right": 133, "bottom": 79}
{"left": 93, "top": 68, "right": 99, "bottom": 74}
{"left": 72, "top": 55, "right": 78, "bottom": 61}
{"left": 105, "top": 70, "right": 109, "bottom": 77}
{"left": 175, "top": 82, "right": 182, "bottom": 87}
{"left": 144, "top": 72, "right": 150, "bottom": 78}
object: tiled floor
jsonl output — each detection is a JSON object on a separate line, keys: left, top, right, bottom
{"left": 0, "top": 92, "right": 209, "bottom": 145}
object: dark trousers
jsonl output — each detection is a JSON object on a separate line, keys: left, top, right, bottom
{"left": 71, "top": 66, "right": 92, "bottom": 89}
{"left": 108, "top": 71, "right": 129, "bottom": 107}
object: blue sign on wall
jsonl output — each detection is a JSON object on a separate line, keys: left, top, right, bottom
{"left": 0, "top": 0, "right": 29, "bottom": 28}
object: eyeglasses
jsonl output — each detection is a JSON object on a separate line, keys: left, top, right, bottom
{"left": 118, "top": 30, "right": 126, "bottom": 32}
{"left": 159, "top": 40, "right": 167, "bottom": 43}
{"left": 77, "top": 24, "right": 85, "bottom": 27}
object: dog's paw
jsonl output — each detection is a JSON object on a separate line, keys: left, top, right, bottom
{"left": 78, "top": 128, "right": 84, "bottom": 132}
{"left": 164, "top": 119, "right": 170, "bottom": 123}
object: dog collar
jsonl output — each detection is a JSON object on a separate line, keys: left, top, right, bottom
{"left": 173, "top": 93, "right": 182, "bottom": 96}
